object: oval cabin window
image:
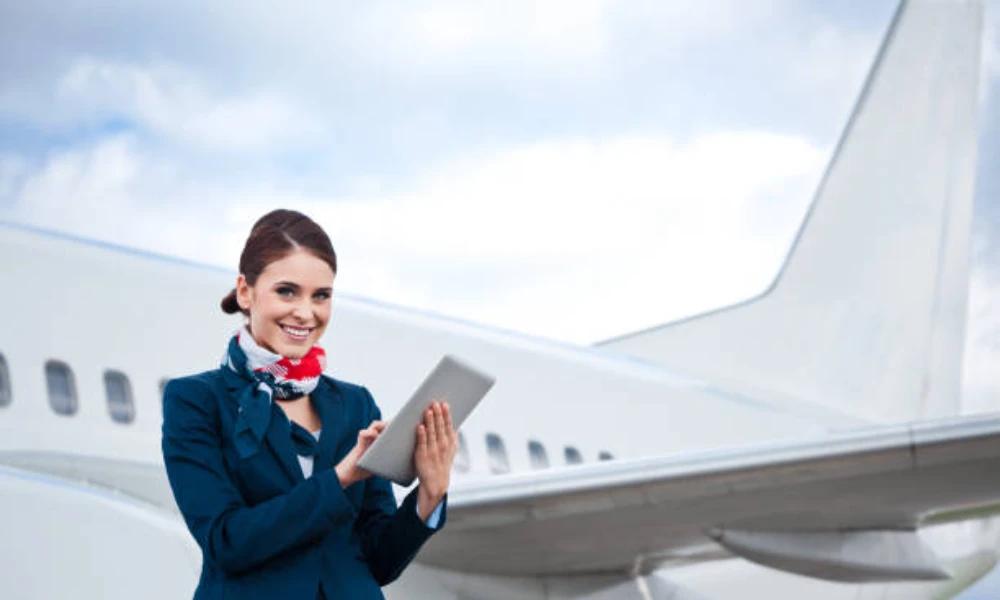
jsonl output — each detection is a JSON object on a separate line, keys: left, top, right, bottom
{"left": 528, "top": 440, "right": 549, "bottom": 469}
{"left": 454, "top": 432, "right": 471, "bottom": 473}
{"left": 45, "top": 360, "right": 78, "bottom": 416}
{"left": 0, "top": 353, "right": 10, "bottom": 408}
{"left": 105, "top": 370, "right": 135, "bottom": 424}
{"left": 564, "top": 446, "right": 583, "bottom": 465}
{"left": 485, "top": 433, "right": 510, "bottom": 474}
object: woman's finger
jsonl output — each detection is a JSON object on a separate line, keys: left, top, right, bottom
{"left": 417, "top": 424, "right": 428, "bottom": 453}
{"left": 425, "top": 404, "right": 438, "bottom": 441}
{"left": 433, "top": 403, "right": 447, "bottom": 444}
{"left": 443, "top": 403, "right": 454, "bottom": 435}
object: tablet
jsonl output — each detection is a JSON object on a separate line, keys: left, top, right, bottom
{"left": 357, "top": 355, "right": 496, "bottom": 486}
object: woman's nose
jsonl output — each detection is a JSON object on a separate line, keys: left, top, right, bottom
{"left": 292, "top": 300, "right": 312, "bottom": 321}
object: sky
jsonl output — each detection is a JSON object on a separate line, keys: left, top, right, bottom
{"left": 0, "top": 0, "right": 999, "bottom": 597}
{"left": 3, "top": 1, "right": 995, "bottom": 404}
{"left": 0, "top": 2, "right": 997, "bottom": 394}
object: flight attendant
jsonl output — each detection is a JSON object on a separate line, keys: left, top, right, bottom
{"left": 161, "top": 209, "right": 456, "bottom": 599}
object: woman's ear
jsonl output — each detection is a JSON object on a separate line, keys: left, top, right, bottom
{"left": 235, "top": 275, "right": 251, "bottom": 312}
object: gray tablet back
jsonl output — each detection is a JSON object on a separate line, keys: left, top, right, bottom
{"left": 357, "top": 355, "right": 495, "bottom": 485}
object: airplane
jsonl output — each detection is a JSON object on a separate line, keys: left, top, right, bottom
{"left": 0, "top": 0, "right": 997, "bottom": 598}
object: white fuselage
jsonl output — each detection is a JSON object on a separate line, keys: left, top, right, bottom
{"left": 0, "top": 224, "right": 998, "bottom": 599}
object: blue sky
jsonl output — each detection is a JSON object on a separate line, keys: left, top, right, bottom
{"left": 0, "top": 1, "right": 999, "bottom": 596}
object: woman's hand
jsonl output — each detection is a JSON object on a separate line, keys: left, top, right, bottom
{"left": 334, "top": 420, "right": 386, "bottom": 488}
{"left": 414, "top": 401, "right": 458, "bottom": 522}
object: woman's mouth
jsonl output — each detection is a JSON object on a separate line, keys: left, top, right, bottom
{"left": 280, "top": 324, "right": 313, "bottom": 341}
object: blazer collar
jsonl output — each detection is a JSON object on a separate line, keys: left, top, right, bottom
{"left": 312, "top": 376, "right": 346, "bottom": 473}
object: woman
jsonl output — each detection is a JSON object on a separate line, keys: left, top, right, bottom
{"left": 162, "top": 209, "right": 456, "bottom": 599}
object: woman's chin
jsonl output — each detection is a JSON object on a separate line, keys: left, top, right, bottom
{"left": 280, "top": 336, "right": 322, "bottom": 358}
{"left": 278, "top": 346, "right": 308, "bottom": 360}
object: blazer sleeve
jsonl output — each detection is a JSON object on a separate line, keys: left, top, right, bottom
{"left": 355, "top": 388, "right": 447, "bottom": 586}
{"left": 161, "top": 377, "right": 358, "bottom": 576}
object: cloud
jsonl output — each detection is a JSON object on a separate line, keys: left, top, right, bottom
{"left": 227, "top": 131, "right": 826, "bottom": 341}
{"left": 0, "top": 59, "right": 326, "bottom": 154}
{"left": 963, "top": 270, "right": 1000, "bottom": 414}
{"left": 361, "top": 0, "right": 610, "bottom": 71}
{"left": 791, "top": 23, "right": 880, "bottom": 110}
{"left": 6, "top": 134, "right": 244, "bottom": 263}
{"left": 0, "top": 0, "right": 890, "bottom": 158}
{"left": 977, "top": 3, "right": 1000, "bottom": 111}
{"left": 0, "top": 154, "right": 27, "bottom": 203}
{"left": 2, "top": 128, "right": 827, "bottom": 343}
{"left": 2, "top": 0, "right": 992, "bottom": 376}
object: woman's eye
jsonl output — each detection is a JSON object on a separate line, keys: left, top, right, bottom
{"left": 314, "top": 291, "right": 331, "bottom": 301}
{"left": 276, "top": 287, "right": 295, "bottom": 298}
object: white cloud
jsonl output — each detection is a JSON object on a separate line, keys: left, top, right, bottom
{"left": 0, "top": 0, "right": 876, "bottom": 146}
{"left": 8, "top": 135, "right": 242, "bottom": 263}
{"left": 983, "top": 3, "right": 1000, "bottom": 110}
{"left": 3, "top": 128, "right": 826, "bottom": 343}
{"left": 228, "top": 131, "right": 826, "bottom": 341}
{"left": 3, "top": 0, "right": 992, "bottom": 387}
{"left": 368, "top": 0, "right": 609, "bottom": 68}
{"left": 792, "top": 24, "right": 879, "bottom": 111}
{"left": 1, "top": 59, "right": 326, "bottom": 153}
{"left": 0, "top": 155, "right": 28, "bottom": 203}
{"left": 963, "top": 270, "right": 1000, "bottom": 414}
{"left": 353, "top": 0, "right": 788, "bottom": 78}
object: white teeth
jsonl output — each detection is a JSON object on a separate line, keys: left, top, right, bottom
{"left": 282, "top": 326, "right": 310, "bottom": 337}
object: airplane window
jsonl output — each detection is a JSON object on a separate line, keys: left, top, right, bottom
{"left": 0, "top": 353, "right": 10, "bottom": 408}
{"left": 528, "top": 440, "right": 549, "bottom": 469}
{"left": 104, "top": 370, "right": 135, "bottom": 425}
{"left": 45, "top": 360, "right": 78, "bottom": 416}
{"left": 599, "top": 451, "right": 614, "bottom": 461}
{"left": 564, "top": 446, "right": 583, "bottom": 465}
{"left": 485, "top": 433, "right": 510, "bottom": 474}
{"left": 454, "top": 432, "right": 470, "bottom": 473}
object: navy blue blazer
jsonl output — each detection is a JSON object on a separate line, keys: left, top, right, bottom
{"left": 161, "top": 367, "right": 446, "bottom": 600}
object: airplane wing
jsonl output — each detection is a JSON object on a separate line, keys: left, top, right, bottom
{"left": 419, "top": 413, "right": 1000, "bottom": 582}
{"left": 3, "top": 414, "right": 998, "bottom": 584}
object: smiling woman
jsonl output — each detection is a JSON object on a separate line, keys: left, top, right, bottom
{"left": 161, "top": 209, "right": 459, "bottom": 600}
{"left": 222, "top": 211, "right": 337, "bottom": 359}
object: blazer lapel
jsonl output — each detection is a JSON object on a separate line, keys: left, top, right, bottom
{"left": 265, "top": 404, "right": 306, "bottom": 486}
{"left": 313, "top": 377, "right": 346, "bottom": 473}
{"left": 222, "top": 367, "right": 304, "bottom": 486}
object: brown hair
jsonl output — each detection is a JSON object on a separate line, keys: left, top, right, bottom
{"left": 221, "top": 209, "right": 337, "bottom": 315}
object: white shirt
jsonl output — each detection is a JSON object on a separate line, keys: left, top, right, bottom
{"left": 296, "top": 428, "right": 321, "bottom": 478}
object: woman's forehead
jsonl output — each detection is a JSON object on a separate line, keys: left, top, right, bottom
{"left": 258, "top": 249, "right": 335, "bottom": 285}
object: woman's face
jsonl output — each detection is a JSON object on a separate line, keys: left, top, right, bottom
{"left": 236, "top": 248, "right": 335, "bottom": 359}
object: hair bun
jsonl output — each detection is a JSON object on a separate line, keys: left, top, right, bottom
{"left": 221, "top": 288, "right": 243, "bottom": 315}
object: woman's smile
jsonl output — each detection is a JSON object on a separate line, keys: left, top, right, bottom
{"left": 280, "top": 323, "right": 314, "bottom": 342}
